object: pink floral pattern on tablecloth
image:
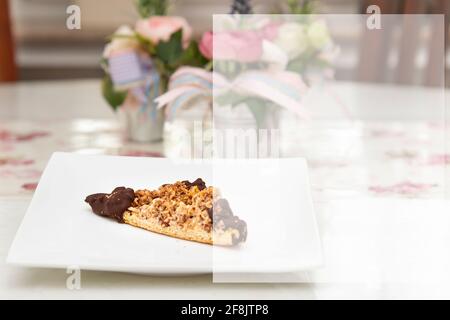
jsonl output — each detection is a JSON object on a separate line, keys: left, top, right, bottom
{"left": 21, "top": 182, "right": 39, "bottom": 191}
{"left": 0, "top": 129, "right": 49, "bottom": 142}
{"left": 368, "top": 181, "right": 437, "bottom": 197}
{"left": 0, "top": 158, "right": 34, "bottom": 166}
{"left": 427, "top": 154, "right": 450, "bottom": 166}
{"left": 0, "top": 169, "right": 42, "bottom": 179}
{"left": 0, "top": 119, "right": 446, "bottom": 199}
{"left": 427, "top": 121, "right": 445, "bottom": 129}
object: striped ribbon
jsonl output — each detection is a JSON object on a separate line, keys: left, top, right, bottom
{"left": 155, "top": 67, "right": 213, "bottom": 120}
{"left": 155, "top": 67, "right": 309, "bottom": 120}
{"left": 213, "top": 70, "right": 309, "bottom": 119}
{"left": 135, "top": 55, "right": 161, "bottom": 121}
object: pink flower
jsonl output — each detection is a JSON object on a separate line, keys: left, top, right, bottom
{"left": 259, "top": 22, "right": 280, "bottom": 41}
{"left": 213, "top": 30, "right": 263, "bottom": 62}
{"left": 135, "top": 16, "right": 192, "bottom": 48}
{"left": 0, "top": 130, "right": 49, "bottom": 142}
{"left": 199, "top": 31, "right": 213, "bottom": 60}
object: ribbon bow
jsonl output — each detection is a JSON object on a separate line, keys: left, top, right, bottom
{"left": 155, "top": 67, "right": 213, "bottom": 120}
{"left": 213, "top": 70, "right": 309, "bottom": 119}
{"left": 155, "top": 67, "right": 309, "bottom": 120}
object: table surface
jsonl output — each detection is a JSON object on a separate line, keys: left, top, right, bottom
{"left": 0, "top": 79, "right": 449, "bottom": 299}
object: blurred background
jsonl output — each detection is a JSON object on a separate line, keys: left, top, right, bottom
{"left": 1, "top": 0, "right": 449, "bottom": 85}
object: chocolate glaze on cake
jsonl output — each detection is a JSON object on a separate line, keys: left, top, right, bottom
{"left": 85, "top": 187, "right": 135, "bottom": 222}
{"left": 212, "top": 198, "right": 248, "bottom": 244}
{"left": 182, "top": 178, "right": 206, "bottom": 191}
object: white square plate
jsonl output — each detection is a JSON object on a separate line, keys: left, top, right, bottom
{"left": 7, "top": 152, "right": 322, "bottom": 275}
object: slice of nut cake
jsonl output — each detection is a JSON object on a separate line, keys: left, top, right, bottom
{"left": 85, "top": 179, "right": 247, "bottom": 246}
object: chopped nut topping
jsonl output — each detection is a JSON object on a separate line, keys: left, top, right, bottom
{"left": 130, "top": 180, "right": 214, "bottom": 232}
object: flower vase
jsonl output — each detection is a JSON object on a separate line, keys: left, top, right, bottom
{"left": 214, "top": 103, "right": 281, "bottom": 131}
{"left": 214, "top": 103, "right": 281, "bottom": 158}
{"left": 120, "top": 86, "right": 165, "bottom": 143}
{"left": 163, "top": 97, "right": 212, "bottom": 158}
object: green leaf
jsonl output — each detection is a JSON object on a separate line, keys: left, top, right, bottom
{"left": 176, "top": 40, "right": 208, "bottom": 68}
{"left": 245, "top": 98, "right": 269, "bottom": 129}
{"left": 287, "top": 57, "right": 306, "bottom": 74}
{"left": 215, "top": 92, "right": 247, "bottom": 107}
{"left": 155, "top": 29, "right": 183, "bottom": 65}
{"left": 215, "top": 92, "right": 272, "bottom": 129}
{"left": 215, "top": 93, "right": 267, "bottom": 127}
{"left": 134, "top": 32, "right": 156, "bottom": 55}
{"left": 101, "top": 75, "right": 127, "bottom": 111}
{"left": 287, "top": 0, "right": 314, "bottom": 14}
{"left": 135, "top": 0, "right": 168, "bottom": 17}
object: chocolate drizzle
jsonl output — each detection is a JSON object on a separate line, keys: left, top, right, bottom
{"left": 214, "top": 199, "right": 233, "bottom": 217}
{"left": 182, "top": 178, "right": 206, "bottom": 191}
{"left": 85, "top": 187, "right": 135, "bottom": 222}
{"left": 212, "top": 198, "right": 248, "bottom": 244}
{"left": 207, "top": 207, "right": 213, "bottom": 220}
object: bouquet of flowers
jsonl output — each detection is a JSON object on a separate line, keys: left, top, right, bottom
{"left": 204, "top": 13, "right": 336, "bottom": 128}
{"left": 101, "top": 0, "right": 208, "bottom": 141}
{"left": 157, "top": 0, "right": 336, "bottom": 129}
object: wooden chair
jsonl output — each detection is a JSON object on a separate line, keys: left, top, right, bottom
{"left": 358, "top": 0, "right": 449, "bottom": 87}
{"left": 0, "top": 0, "right": 17, "bottom": 82}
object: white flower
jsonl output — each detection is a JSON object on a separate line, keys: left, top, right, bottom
{"left": 274, "top": 23, "right": 308, "bottom": 60}
{"left": 261, "top": 40, "right": 288, "bottom": 70}
{"left": 307, "top": 20, "right": 331, "bottom": 49}
{"left": 103, "top": 25, "right": 140, "bottom": 58}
